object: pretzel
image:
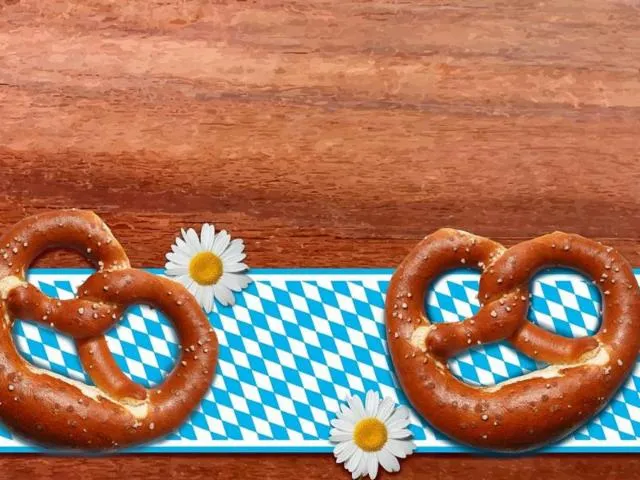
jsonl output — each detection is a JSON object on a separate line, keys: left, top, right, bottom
{"left": 0, "top": 210, "right": 218, "bottom": 449}
{"left": 386, "top": 229, "right": 640, "bottom": 452}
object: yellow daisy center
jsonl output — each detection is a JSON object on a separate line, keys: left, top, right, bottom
{"left": 353, "top": 417, "right": 387, "bottom": 452}
{"left": 189, "top": 251, "right": 223, "bottom": 286}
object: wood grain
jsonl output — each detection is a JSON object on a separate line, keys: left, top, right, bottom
{"left": 0, "top": 0, "right": 639, "bottom": 478}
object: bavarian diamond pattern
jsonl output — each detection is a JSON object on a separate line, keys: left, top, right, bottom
{"left": 0, "top": 268, "right": 638, "bottom": 453}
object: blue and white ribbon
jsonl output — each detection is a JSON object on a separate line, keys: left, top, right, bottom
{"left": 3, "top": 268, "right": 639, "bottom": 453}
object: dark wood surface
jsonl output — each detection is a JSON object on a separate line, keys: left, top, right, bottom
{"left": 0, "top": 0, "right": 639, "bottom": 478}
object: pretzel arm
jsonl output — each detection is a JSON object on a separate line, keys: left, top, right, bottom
{"left": 77, "top": 336, "right": 147, "bottom": 401}
{"left": 427, "top": 292, "right": 527, "bottom": 359}
{"left": 6, "top": 284, "right": 123, "bottom": 339}
{"left": 510, "top": 323, "right": 599, "bottom": 364}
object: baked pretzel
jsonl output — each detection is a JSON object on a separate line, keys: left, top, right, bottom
{"left": 0, "top": 210, "right": 218, "bottom": 449}
{"left": 386, "top": 229, "right": 640, "bottom": 452}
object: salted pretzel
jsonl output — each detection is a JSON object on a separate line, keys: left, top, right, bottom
{"left": 386, "top": 229, "right": 640, "bottom": 452}
{"left": 0, "top": 210, "right": 218, "bottom": 449}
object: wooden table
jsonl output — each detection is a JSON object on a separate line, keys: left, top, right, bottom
{"left": 0, "top": 0, "right": 639, "bottom": 478}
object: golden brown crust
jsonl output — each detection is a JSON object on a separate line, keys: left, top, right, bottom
{"left": 386, "top": 228, "right": 640, "bottom": 452}
{"left": 0, "top": 210, "right": 218, "bottom": 449}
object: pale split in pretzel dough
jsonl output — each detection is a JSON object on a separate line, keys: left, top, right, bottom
{"left": 484, "top": 345, "right": 610, "bottom": 393}
{"left": 22, "top": 361, "right": 150, "bottom": 420}
{"left": 410, "top": 323, "right": 612, "bottom": 392}
{"left": 0, "top": 276, "right": 26, "bottom": 300}
{"left": 409, "top": 325, "right": 433, "bottom": 352}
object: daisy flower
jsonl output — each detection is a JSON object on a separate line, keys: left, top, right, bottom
{"left": 164, "top": 224, "right": 251, "bottom": 311}
{"left": 330, "top": 391, "right": 415, "bottom": 479}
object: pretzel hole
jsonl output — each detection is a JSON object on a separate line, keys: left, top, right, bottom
{"left": 9, "top": 267, "right": 92, "bottom": 382}
{"left": 424, "top": 267, "right": 482, "bottom": 324}
{"left": 29, "top": 247, "right": 95, "bottom": 270}
{"left": 527, "top": 268, "right": 602, "bottom": 339}
{"left": 100, "top": 304, "right": 178, "bottom": 387}
{"left": 13, "top": 320, "right": 88, "bottom": 383}
{"left": 12, "top": 244, "right": 94, "bottom": 376}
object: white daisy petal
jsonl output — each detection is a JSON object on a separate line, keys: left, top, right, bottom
{"left": 386, "top": 418, "right": 410, "bottom": 433}
{"left": 211, "top": 284, "right": 221, "bottom": 305}
{"left": 222, "top": 238, "right": 245, "bottom": 257}
{"left": 339, "top": 406, "right": 359, "bottom": 425}
{"left": 213, "top": 283, "right": 235, "bottom": 306}
{"left": 345, "top": 448, "right": 363, "bottom": 474}
{"left": 377, "top": 448, "right": 400, "bottom": 473}
{"left": 222, "top": 261, "right": 249, "bottom": 273}
{"left": 367, "top": 452, "right": 379, "bottom": 479}
{"left": 175, "top": 274, "right": 194, "bottom": 291}
{"left": 165, "top": 250, "right": 191, "bottom": 266}
{"left": 219, "top": 273, "right": 243, "bottom": 292}
{"left": 164, "top": 260, "right": 179, "bottom": 271}
{"left": 175, "top": 235, "right": 189, "bottom": 254}
{"left": 353, "top": 452, "right": 369, "bottom": 479}
{"left": 185, "top": 227, "right": 201, "bottom": 251}
{"left": 386, "top": 406, "right": 411, "bottom": 427}
{"left": 164, "top": 265, "right": 188, "bottom": 277}
{"left": 202, "top": 287, "right": 214, "bottom": 313}
{"left": 220, "top": 272, "right": 252, "bottom": 292}
{"left": 185, "top": 282, "right": 199, "bottom": 299}
{"left": 166, "top": 251, "right": 189, "bottom": 266}
{"left": 177, "top": 231, "right": 199, "bottom": 256}
{"left": 195, "top": 284, "right": 215, "bottom": 314}
{"left": 337, "top": 447, "right": 357, "bottom": 467}
{"left": 388, "top": 428, "right": 412, "bottom": 439}
{"left": 220, "top": 252, "right": 247, "bottom": 265}
{"left": 404, "top": 440, "right": 416, "bottom": 456}
{"left": 347, "top": 395, "right": 366, "bottom": 419}
{"left": 390, "top": 405, "right": 410, "bottom": 420}
{"left": 329, "top": 431, "right": 353, "bottom": 443}
{"left": 212, "top": 230, "right": 231, "bottom": 255}
{"left": 376, "top": 396, "right": 395, "bottom": 423}
{"left": 385, "top": 439, "right": 414, "bottom": 459}
{"left": 237, "top": 274, "right": 253, "bottom": 289}
{"left": 365, "top": 391, "right": 379, "bottom": 417}
{"left": 201, "top": 223, "right": 216, "bottom": 251}
{"left": 330, "top": 418, "right": 355, "bottom": 432}
{"left": 192, "top": 284, "right": 204, "bottom": 306}
{"left": 334, "top": 440, "right": 357, "bottom": 464}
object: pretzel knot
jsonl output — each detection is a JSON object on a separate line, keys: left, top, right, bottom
{"left": 0, "top": 210, "right": 218, "bottom": 449}
{"left": 386, "top": 228, "right": 640, "bottom": 452}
